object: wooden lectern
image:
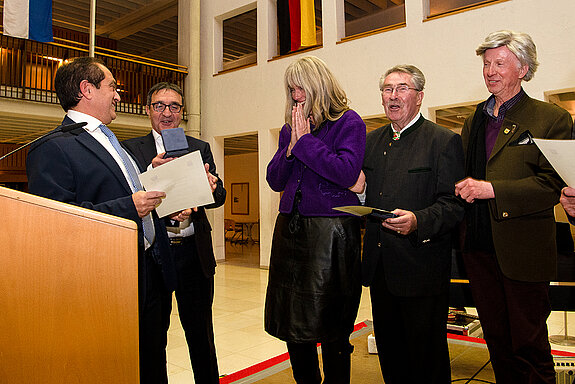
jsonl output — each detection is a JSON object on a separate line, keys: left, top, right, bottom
{"left": 0, "top": 186, "right": 140, "bottom": 383}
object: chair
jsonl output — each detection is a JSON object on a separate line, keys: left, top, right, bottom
{"left": 224, "top": 219, "right": 244, "bottom": 243}
{"left": 224, "top": 219, "right": 235, "bottom": 240}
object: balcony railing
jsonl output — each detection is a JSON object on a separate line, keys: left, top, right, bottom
{"left": 0, "top": 34, "right": 188, "bottom": 116}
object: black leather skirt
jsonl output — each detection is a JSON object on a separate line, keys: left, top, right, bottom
{"left": 264, "top": 213, "right": 362, "bottom": 343}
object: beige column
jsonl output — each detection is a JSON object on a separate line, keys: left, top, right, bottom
{"left": 178, "top": 0, "right": 226, "bottom": 260}
{"left": 258, "top": 128, "right": 281, "bottom": 268}
{"left": 178, "top": 0, "right": 201, "bottom": 138}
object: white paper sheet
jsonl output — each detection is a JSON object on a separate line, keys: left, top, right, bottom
{"left": 139, "top": 150, "right": 215, "bottom": 218}
{"left": 533, "top": 139, "right": 575, "bottom": 187}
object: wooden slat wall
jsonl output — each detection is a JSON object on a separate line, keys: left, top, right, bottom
{"left": 0, "top": 144, "right": 27, "bottom": 182}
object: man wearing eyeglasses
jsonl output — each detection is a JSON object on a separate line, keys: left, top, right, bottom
{"left": 351, "top": 65, "right": 464, "bottom": 384}
{"left": 123, "top": 82, "right": 226, "bottom": 384}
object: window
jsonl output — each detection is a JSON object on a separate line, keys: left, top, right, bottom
{"left": 426, "top": 0, "right": 509, "bottom": 19}
{"left": 429, "top": 102, "right": 479, "bottom": 135}
{"left": 545, "top": 89, "right": 575, "bottom": 120}
{"left": 363, "top": 115, "right": 391, "bottom": 133}
{"left": 343, "top": 0, "right": 405, "bottom": 39}
{"left": 276, "top": 0, "right": 322, "bottom": 57}
{"left": 222, "top": 8, "right": 257, "bottom": 72}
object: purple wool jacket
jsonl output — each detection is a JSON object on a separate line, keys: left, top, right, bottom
{"left": 267, "top": 109, "right": 366, "bottom": 216}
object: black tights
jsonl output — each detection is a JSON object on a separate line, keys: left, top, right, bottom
{"left": 286, "top": 340, "right": 354, "bottom": 384}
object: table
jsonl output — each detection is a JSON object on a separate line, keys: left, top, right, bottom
{"left": 237, "top": 221, "right": 258, "bottom": 243}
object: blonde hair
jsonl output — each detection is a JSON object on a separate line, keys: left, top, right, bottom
{"left": 284, "top": 56, "right": 349, "bottom": 127}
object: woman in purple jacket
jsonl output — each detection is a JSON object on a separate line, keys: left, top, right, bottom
{"left": 264, "top": 56, "right": 366, "bottom": 384}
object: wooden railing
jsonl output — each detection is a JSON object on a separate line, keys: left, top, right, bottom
{"left": 0, "top": 34, "right": 188, "bottom": 116}
{"left": 0, "top": 143, "right": 27, "bottom": 183}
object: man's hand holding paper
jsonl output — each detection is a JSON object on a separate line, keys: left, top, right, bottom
{"left": 561, "top": 187, "right": 575, "bottom": 218}
{"left": 132, "top": 190, "right": 166, "bottom": 218}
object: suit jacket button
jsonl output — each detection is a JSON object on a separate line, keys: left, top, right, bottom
{"left": 502, "top": 211, "right": 509, "bottom": 218}
{"left": 377, "top": 242, "right": 381, "bottom": 247}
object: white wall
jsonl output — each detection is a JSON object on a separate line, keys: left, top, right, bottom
{"left": 199, "top": 0, "right": 575, "bottom": 267}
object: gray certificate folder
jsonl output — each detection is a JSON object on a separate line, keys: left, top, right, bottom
{"left": 161, "top": 127, "right": 189, "bottom": 158}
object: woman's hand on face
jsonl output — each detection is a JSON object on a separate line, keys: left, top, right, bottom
{"left": 292, "top": 103, "right": 311, "bottom": 140}
{"left": 287, "top": 114, "right": 297, "bottom": 157}
{"left": 287, "top": 103, "right": 311, "bottom": 157}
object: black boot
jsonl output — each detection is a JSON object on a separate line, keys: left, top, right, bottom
{"left": 287, "top": 342, "right": 322, "bottom": 384}
{"left": 321, "top": 341, "right": 354, "bottom": 384}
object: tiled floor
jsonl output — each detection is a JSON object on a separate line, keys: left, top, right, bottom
{"left": 166, "top": 242, "right": 575, "bottom": 383}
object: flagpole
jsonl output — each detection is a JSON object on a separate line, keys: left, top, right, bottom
{"left": 89, "top": 0, "right": 96, "bottom": 57}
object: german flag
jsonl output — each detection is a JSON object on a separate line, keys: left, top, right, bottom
{"left": 278, "top": 0, "right": 317, "bottom": 55}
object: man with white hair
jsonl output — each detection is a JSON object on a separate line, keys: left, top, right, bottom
{"left": 456, "top": 31, "right": 573, "bottom": 383}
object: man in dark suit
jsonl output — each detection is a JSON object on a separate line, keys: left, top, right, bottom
{"left": 123, "top": 82, "right": 226, "bottom": 384}
{"left": 455, "top": 31, "right": 573, "bottom": 383}
{"left": 353, "top": 64, "right": 464, "bottom": 384}
{"left": 26, "top": 57, "right": 188, "bottom": 384}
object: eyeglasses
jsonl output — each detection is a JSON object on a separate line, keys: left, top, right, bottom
{"left": 150, "top": 102, "right": 183, "bottom": 113}
{"left": 381, "top": 85, "right": 421, "bottom": 95}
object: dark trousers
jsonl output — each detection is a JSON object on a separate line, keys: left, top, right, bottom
{"left": 463, "top": 250, "right": 555, "bottom": 384}
{"left": 369, "top": 259, "right": 451, "bottom": 384}
{"left": 287, "top": 340, "right": 354, "bottom": 384}
{"left": 140, "top": 247, "right": 170, "bottom": 384}
{"left": 161, "top": 235, "right": 219, "bottom": 384}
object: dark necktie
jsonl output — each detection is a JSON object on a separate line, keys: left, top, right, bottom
{"left": 99, "top": 124, "right": 155, "bottom": 244}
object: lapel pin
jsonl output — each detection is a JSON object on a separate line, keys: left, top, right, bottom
{"left": 503, "top": 128, "right": 510, "bottom": 135}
